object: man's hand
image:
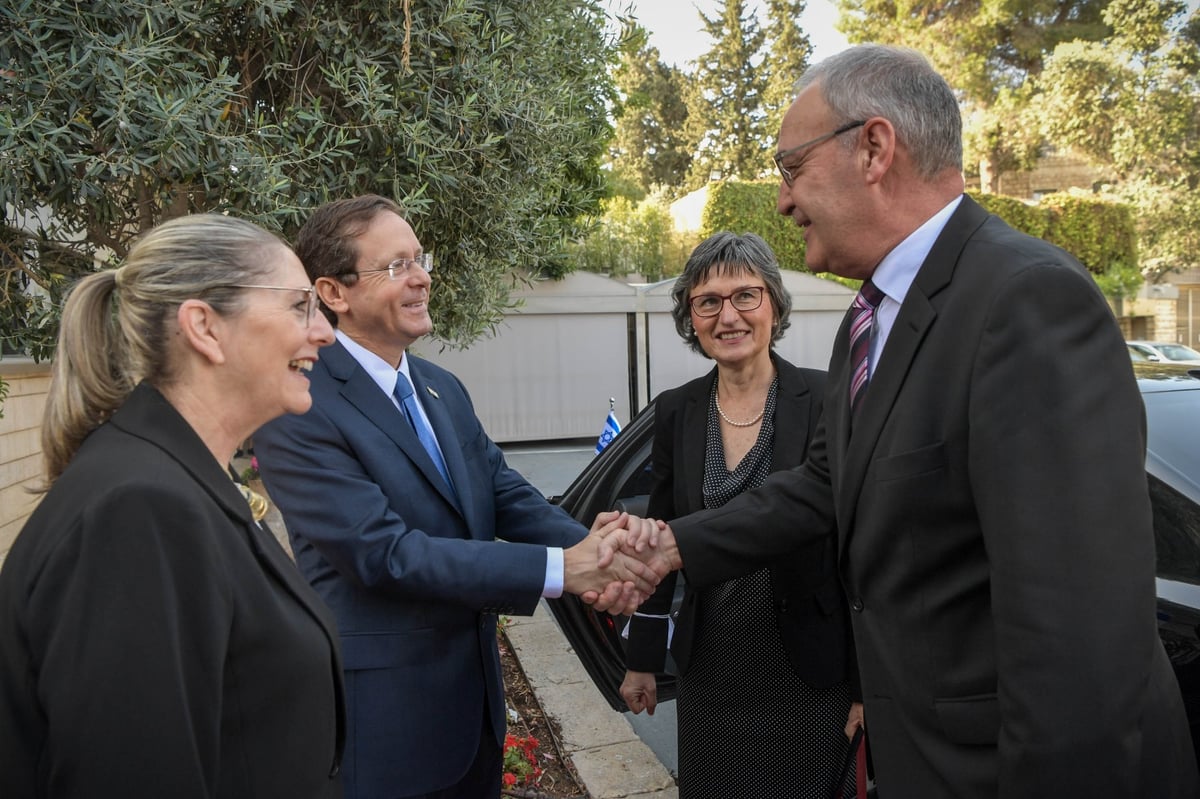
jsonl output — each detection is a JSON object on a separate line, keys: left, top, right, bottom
{"left": 620, "top": 670, "right": 658, "bottom": 715}
{"left": 588, "top": 509, "right": 623, "bottom": 536}
{"left": 564, "top": 512, "right": 664, "bottom": 615}
{"left": 597, "top": 517, "right": 682, "bottom": 578}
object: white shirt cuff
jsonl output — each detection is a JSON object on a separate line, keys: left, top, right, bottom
{"left": 542, "top": 547, "right": 565, "bottom": 598}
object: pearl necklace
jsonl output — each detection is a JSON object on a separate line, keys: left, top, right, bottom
{"left": 714, "top": 391, "right": 765, "bottom": 427}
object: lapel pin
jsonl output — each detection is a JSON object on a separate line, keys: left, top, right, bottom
{"left": 426, "top": 386, "right": 440, "bottom": 399}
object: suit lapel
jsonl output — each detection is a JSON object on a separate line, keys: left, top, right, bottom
{"left": 834, "top": 197, "right": 990, "bottom": 539}
{"left": 113, "top": 383, "right": 262, "bottom": 527}
{"left": 770, "top": 360, "right": 813, "bottom": 472}
{"left": 680, "top": 362, "right": 812, "bottom": 511}
{"left": 325, "top": 342, "right": 463, "bottom": 515}
{"left": 679, "top": 371, "right": 714, "bottom": 514}
{"left": 407, "top": 359, "right": 467, "bottom": 515}
{"left": 827, "top": 307, "right": 857, "bottom": 480}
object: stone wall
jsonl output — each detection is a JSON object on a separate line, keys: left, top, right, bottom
{"left": 0, "top": 360, "right": 51, "bottom": 565}
{"left": 996, "top": 152, "right": 1107, "bottom": 198}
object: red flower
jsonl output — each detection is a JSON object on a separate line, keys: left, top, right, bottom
{"left": 502, "top": 732, "right": 543, "bottom": 787}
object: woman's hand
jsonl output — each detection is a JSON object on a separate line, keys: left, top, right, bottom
{"left": 620, "top": 670, "right": 658, "bottom": 715}
{"left": 845, "top": 701, "right": 864, "bottom": 738}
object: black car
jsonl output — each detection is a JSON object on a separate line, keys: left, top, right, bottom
{"left": 547, "top": 362, "right": 1200, "bottom": 763}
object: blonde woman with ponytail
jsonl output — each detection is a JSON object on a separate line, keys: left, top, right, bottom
{"left": 0, "top": 215, "right": 346, "bottom": 798}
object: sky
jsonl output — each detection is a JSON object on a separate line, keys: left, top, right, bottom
{"left": 611, "top": 0, "right": 849, "bottom": 69}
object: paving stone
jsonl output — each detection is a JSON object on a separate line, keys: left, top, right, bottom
{"left": 507, "top": 622, "right": 585, "bottom": 687}
{"left": 509, "top": 647, "right": 593, "bottom": 688}
{"left": 536, "top": 680, "right": 639, "bottom": 750}
{"left": 625, "top": 789, "right": 679, "bottom": 799}
{"left": 570, "top": 740, "right": 677, "bottom": 799}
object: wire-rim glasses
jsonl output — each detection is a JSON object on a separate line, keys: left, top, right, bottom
{"left": 355, "top": 254, "right": 434, "bottom": 281}
{"left": 773, "top": 120, "right": 866, "bottom": 187}
{"left": 689, "top": 286, "right": 765, "bottom": 317}
{"left": 225, "top": 284, "right": 320, "bottom": 327}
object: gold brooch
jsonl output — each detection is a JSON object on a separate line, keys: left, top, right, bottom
{"left": 236, "top": 483, "right": 270, "bottom": 522}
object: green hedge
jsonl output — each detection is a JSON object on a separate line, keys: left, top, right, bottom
{"left": 699, "top": 181, "right": 813, "bottom": 276}
{"left": 695, "top": 181, "right": 1141, "bottom": 298}
{"left": 1038, "top": 192, "right": 1141, "bottom": 299}
{"left": 970, "top": 192, "right": 1051, "bottom": 240}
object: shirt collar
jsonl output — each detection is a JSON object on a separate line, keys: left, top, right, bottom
{"left": 871, "top": 195, "right": 963, "bottom": 304}
{"left": 335, "top": 330, "right": 412, "bottom": 397}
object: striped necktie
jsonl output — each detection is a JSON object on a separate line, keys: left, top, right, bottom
{"left": 848, "top": 279, "right": 885, "bottom": 419}
{"left": 394, "top": 373, "right": 456, "bottom": 497}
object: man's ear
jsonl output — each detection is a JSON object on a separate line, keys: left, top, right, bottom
{"left": 860, "top": 117, "right": 896, "bottom": 184}
{"left": 176, "top": 299, "right": 227, "bottom": 365}
{"left": 315, "top": 276, "right": 349, "bottom": 316}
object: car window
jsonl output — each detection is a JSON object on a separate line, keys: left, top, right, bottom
{"left": 612, "top": 457, "right": 654, "bottom": 516}
{"left": 1144, "top": 390, "right": 1200, "bottom": 502}
{"left": 1159, "top": 344, "right": 1200, "bottom": 361}
{"left": 1150, "top": 475, "right": 1200, "bottom": 586}
{"left": 1144, "top": 388, "right": 1200, "bottom": 585}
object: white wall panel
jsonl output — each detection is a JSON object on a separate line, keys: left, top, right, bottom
{"left": 425, "top": 271, "right": 855, "bottom": 443}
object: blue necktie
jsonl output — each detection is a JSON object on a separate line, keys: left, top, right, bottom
{"left": 394, "top": 373, "right": 456, "bottom": 497}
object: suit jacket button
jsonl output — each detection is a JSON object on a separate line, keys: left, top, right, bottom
{"left": 850, "top": 597, "right": 864, "bottom": 612}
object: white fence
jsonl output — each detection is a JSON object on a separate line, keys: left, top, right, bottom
{"left": 424, "top": 271, "right": 854, "bottom": 442}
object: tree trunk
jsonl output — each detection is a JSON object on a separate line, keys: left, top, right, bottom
{"left": 978, "top": 154, "right": 999, "bottom": 195}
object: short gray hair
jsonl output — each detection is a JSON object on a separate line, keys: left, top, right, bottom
{"left": 670, "top": 232, "right": 791, "bottom": 358}
{"left": 799, "top": 44, "right": 962, "bottom": 179}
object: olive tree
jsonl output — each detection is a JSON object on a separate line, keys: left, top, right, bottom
{"left": 0, "top": 0, "right": 615, "bottom": 367}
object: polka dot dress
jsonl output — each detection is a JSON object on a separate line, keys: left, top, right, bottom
{"left": 674, "top": 376, "right": 855, "bottom": 798}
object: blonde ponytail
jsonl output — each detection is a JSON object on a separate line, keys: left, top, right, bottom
{"left": 39, "top": 214, "right": 283, "bottom": 484}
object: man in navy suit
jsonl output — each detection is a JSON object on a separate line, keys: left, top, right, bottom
{"left": 255, "top": 195, "right": 654, "bottom": 799}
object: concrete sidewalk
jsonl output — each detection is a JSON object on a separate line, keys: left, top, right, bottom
{"left": 506, "top": 602, "right": 677, "bottom": 799}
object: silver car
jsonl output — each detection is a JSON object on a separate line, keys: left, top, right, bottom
{"left": 1128, "top": 340, "right": 1200, "bottom": 366}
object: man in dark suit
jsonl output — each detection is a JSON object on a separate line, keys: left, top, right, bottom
{"left": 606, "top": 45, "right": 1198, "bottom": 797}
{"left": 254, "top": 195, "right": 655, "bottom": 799}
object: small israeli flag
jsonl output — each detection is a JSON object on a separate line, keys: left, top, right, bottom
{"left": 595, "top": 400, "right": 622, "bottom": 455}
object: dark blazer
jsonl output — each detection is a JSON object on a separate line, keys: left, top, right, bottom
{"left": 625, "top": 358, "right": 852, "bottom": 690}
{"left": 254, "top": 341, "right": 586, "bottom": 798}
{"left": 0, "top": 383, "right": 345, "bottom": 799}
{"left": 670, "top": 197, "right": 1198, "bottom": 798}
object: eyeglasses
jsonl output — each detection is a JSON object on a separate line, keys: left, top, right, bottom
{"left": 773, "top": 120, "right": 866, "bottom": 187}
{"left": 226, "top": 284, "right": 320, "bottom": 327}
{"left": 689, "top": 286, "right": 765, "bottom": 317}
{"left": 355, "top": 254, "right": 434, "bottom": 281}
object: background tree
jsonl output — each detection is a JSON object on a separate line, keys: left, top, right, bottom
{"left": 0, "top": 0, "right": 616, "bottom": 362}
{"left": 835, "top": 0, "right": 1110, "bottom": 191}
{"left": 1034, "top": 0, "right": 1200, "bottom": 277}
{"left": 683, "top": 0, "right": 769, "bottom": 189}
{"left": 761, "top": 0, "right": 814, "bottom": 137}
{"left": 608, "top": 22, "right": 693, "bottom": 198}
{"left": 567, "top": 195, "right": 694, "bottom": 282}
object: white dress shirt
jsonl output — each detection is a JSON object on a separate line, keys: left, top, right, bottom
{"left": 866, "top": 195, "right": 963, "bottom": 376}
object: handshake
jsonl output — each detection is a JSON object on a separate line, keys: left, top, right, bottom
{"left": 562, "top": 510, "right": 685, "bottom": 615}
